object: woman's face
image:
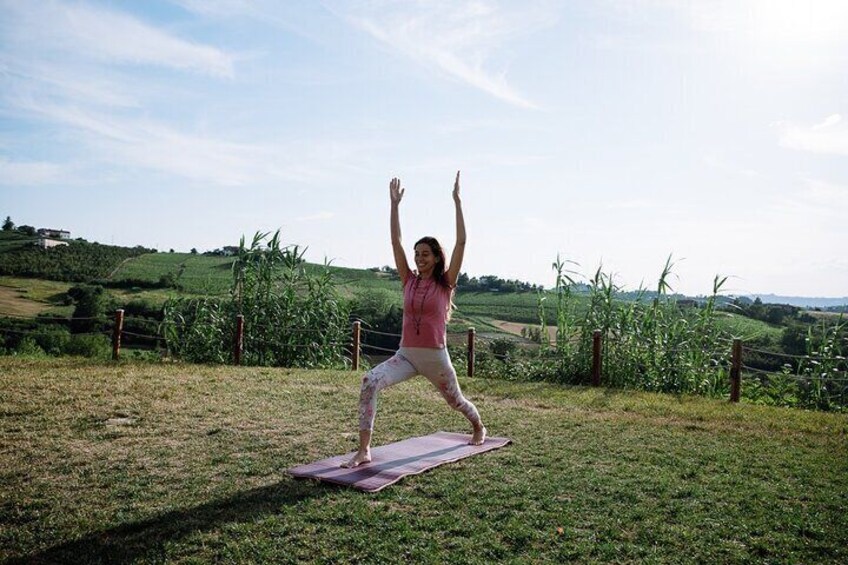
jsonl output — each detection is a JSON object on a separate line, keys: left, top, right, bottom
{"left": 414, "top": 243, "right": 439, "bottom": 275}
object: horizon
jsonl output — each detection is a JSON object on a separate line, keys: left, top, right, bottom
{"left": 1, "top": 1, "right": 846, "bottom": 298}
{"left": 5, "top": 225, "right": 847, "bottom": 303}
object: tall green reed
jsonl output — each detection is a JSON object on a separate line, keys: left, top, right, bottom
{"left": 796, "top": 315, "right": 847, "bottom": 410}
{"left": 537, "top": 255, "right": 730, "bottom": 396}
{"left": 164, "top": 230, "right": 349, "bottom": 367}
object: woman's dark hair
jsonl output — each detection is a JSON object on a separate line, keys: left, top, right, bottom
{"left": 414, "top": 236, "right": 450, "bottom": 289}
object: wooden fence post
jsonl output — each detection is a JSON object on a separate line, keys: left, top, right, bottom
{"left": 352, "top": 321, "right": 361, "bottom": 371}
{"left": 112, "top": 309, "right": 124, "bottom": 361}
{"left": 730, "top": 338, "right": 742, "bottom": 402}
{"left": 467, "top": 327, "right": 476, "bottom": 378}
{"left": 591, "top": 329, "right": 602, "bottom": 386}
{"left": 234, "top": 314, "right": 244, "bottom": 365}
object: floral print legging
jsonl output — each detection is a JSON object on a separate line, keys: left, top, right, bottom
{"left": 358, "top": 347, "right": 482, "bottom": 431}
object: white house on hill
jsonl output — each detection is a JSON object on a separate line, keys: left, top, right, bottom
{"left": 37, "top": 228, "right": 71, "bottom": 239}
{"left": 37, "top": 238, "right": 69, "bottom": 249}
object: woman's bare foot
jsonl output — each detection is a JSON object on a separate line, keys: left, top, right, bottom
{"left": 341, "top": 450, "right": 371, "bottom": 468}
{"left": 470, "top": 425, "right": 487, "bottom": 446}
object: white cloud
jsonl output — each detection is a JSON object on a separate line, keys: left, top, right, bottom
{"left": 702, "top": 154, "right": 763, "bottom": 179}
{"left": 171, "top": 0, "right": 256, "bottom": 18}
{"left": 768, "top": 176, "right": 848, "bottom": 225}
{"left": 798, "top": 177, "right": 848, "bottom": 209}
{"left": 3, "top": 1, "right": 235, "bottom": 77}
{"left": 337, "top": 0, "right": 555, "bottom": 108}
{"left": 521, "top": 216, "right": 559, "bottom": 235}
{"left": 0, "top": 58, "right": 140, "bottom": 110}
{"left": 0, "top": 0, "right": 375, "bottom": 189}
{"left": 778, "top": 117, "right": 848, "bottom": 156}
{"left": 683, "top": 0, "right": 848, "bottom": 41}
{"left": 8, "top": 97, "right": 374, "bottom": 187}
{"left": 170, "top": 0, "right": 335, "bottom": 44}
{"left": 296, "top": 211, "right": 335, "bottom": 222}
{"left": 606, "top": 199, "right": 655, "bottom": 210}
{"left": 812, "top": 113, "right": 842, "bottom": 130}
{"left": 0, "top": 157, "right": 69, "bottom": 186}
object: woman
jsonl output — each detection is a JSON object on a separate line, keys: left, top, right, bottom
{"left": 343, "top": 171, "right": 487, "bottom": 468}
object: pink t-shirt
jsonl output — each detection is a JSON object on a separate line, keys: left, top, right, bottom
{"left": 400, "top": 275, "right": 452, "bottom": 348}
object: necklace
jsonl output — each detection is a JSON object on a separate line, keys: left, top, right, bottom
{"left": 412, "top": 275, "right": 433, "bottom": 335}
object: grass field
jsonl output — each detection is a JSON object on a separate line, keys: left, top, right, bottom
{"left": 0, "top": 286, "right": 47, "bottom": 317}
{"left": 713, "top": 312, "right": 785, "bottom": 342}
{"left": 109, "top": 253, "right": 235, "bottom": 295}
{"left": 0, "top": 277, "right": 73, "bottom": 317}
{"left": 456, "top": 290, "right": 584, "bottom": 325}
{"left": 109, "top": 252, "right": 403, "bottom": 297}
{"left": 2, "top": 358, "right": 846, "bottom": 563}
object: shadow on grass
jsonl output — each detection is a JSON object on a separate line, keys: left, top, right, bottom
{"left": 10, "top": 477, "right": 331, "bottom": 564}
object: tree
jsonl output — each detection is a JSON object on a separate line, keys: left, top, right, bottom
{"left": 190, "top": 248, "right": 198, "bottom": 255}
{"left": 16, "top": 225, "right": 36, "bottom": 236}
{"left": 68, "top": 285, "right": 107, "bottom": 333}
{"left": 2, "top": 216, "right": 13, "bottom": 231}
{"left": 780, "top": 323, "right": 808, "bottom": 356}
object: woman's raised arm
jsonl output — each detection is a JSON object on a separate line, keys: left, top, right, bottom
{"left": 445, "top": 171, "right": 465, "bottom": 288}
{"left": 390, "top": 177, "right": 411, "bottom": 285}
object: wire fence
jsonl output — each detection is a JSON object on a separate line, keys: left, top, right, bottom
{"left": 359, "top": 328, "right": 402, "bottom": 338}
{"left": 3, "top": 309, "right": 845, "bottom": 410}
{"left": 359, "top": 343, "right": 398, "bottom": 354}
{"left": 743, "top": 345, "right": 846, "bottom": 364}
{"left": 742, "top": 364, "right": 848, "bottom": 382}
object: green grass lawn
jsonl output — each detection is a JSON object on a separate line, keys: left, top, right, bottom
{"left": 1, "top": 358, "right": 845, "bottom": 563}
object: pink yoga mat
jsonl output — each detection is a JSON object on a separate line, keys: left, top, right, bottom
{"left": 288, "top": 431, "right": 511, "bottom": 492}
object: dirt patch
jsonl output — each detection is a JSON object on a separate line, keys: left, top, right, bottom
{"left": 0, "top": 286, "right": 48, "bottom": 317}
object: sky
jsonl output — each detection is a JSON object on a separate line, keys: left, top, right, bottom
{"left": 1, "top": 0, "right": 846, "bottom": 298}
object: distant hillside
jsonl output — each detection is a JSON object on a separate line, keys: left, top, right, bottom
{"left": 740, "top": 294, "right": 848, "bottom": 309}
{"left": 4, "top": 227, "right": 845, "bottom": 310}
{"left": 0, "top": 233, "right": 152, "bottom": 283}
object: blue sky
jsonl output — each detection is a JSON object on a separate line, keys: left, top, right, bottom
{"left": 1, "top": 0, "right": 846, "bottom": 297}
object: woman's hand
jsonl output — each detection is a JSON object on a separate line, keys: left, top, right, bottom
{"left": 446, "top": 169, "right": 466, "bottom": 286}
{"left": 389, "top": 176, "right": 410, "bottom": 283}
{"left": 390, "top": 177, "right": 405, "bottom": 205}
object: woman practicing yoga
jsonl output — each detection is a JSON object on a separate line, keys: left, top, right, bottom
{"left": 343, "top": 171, "right": 487, "bottom": 468}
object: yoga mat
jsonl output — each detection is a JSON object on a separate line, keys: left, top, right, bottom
{"left": 288, "top": 431, "right": 511, "bottom": 493}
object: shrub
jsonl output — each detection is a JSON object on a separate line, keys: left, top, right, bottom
{"left": 489, "top": 337, "right": 518, "bottom": 361}
{"left": 14, "top": 337, "right": 46, "bottom": 357}
{"left": 122, "top": 298, "right": 163, "bottom": 319}
{"left": 350, "top": 288, "right": 403, "bottom": 352}
{"left": 31, "top": 326, "right": 72, "bottom": 355}
{"left": 64, "top": 334, "right": 111, "bottom": 359}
